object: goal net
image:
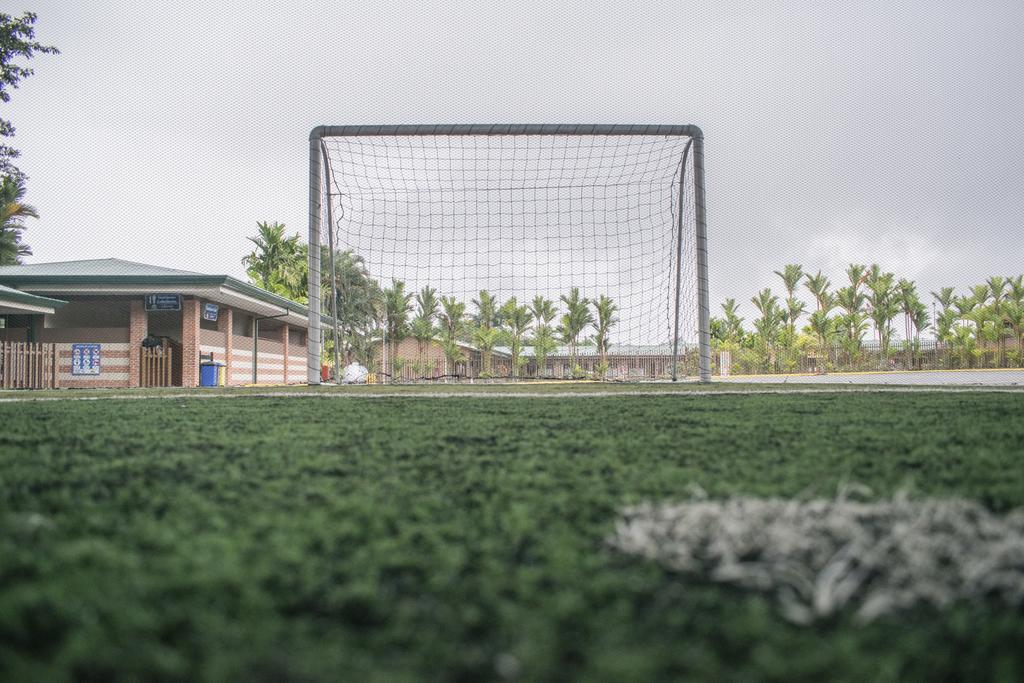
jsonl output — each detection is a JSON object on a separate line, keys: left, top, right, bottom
{"left": 307, "top": 125, "right": 709, "bottom": 383}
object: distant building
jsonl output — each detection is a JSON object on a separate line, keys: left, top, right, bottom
{"left": 374, "top": 338, "right": 696, "bottom": 381}
{"left": 0, "top": 259, "right": 329, "bottom": 388}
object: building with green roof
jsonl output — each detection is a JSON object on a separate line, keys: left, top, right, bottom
{"left": 0, "top": 259, "right": 325, "bottom": 388}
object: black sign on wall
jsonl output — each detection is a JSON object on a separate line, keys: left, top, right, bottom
{"left": 144, "top": 294, "right": 182, "bottom": 311}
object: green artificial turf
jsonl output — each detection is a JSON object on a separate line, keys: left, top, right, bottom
{"left": 1, "top": 392, "right": 1023, "bottom": 681}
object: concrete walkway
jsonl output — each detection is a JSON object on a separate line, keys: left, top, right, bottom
{"left": 720, "top": 369, "right": 1024, "bottom": 386}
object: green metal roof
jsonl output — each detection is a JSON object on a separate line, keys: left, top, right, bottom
{"left": 0, "top": 258, "right": 197, "bottom": 278}
{"left": 0, "top": 259, "right": 331, "bottom": 324}
{"left": 0, "top": 283, "right": 67, "bottom": 310}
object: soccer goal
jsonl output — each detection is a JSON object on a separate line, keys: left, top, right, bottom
{"left": 307, "top": 124, "right": 710, "bottom": 384}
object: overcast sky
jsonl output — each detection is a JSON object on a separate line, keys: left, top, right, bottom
{"left": 6, "top": 0, "right": 1024, "bottom": 322}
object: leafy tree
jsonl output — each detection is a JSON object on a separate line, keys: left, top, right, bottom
{"left": 591, "top": 295, "right": 619, "bottom": 377}
{"left": 242, "top": 221, "right": 303, "bottom": 294}
{"left": 0, "top": 174, "right": 35, "bottom": 264}
{"left": 325, "top": 249, "right": 381, "bottom": 365}
{"left": 1, "top": 12, "right": 58, "bottom": 179}
{"left": 558, "top": 287, "right": 593, "bottom": 370}
{"left": 500, "top": 297, "right": 533, "bottom": 378}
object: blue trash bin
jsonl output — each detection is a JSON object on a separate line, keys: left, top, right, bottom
{"left": 200, "top": 363, "right": 220, "bottom": 387}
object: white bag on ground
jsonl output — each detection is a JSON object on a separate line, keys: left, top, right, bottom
{"left": 342, "top": 361, "right": 369, "bottom": 384}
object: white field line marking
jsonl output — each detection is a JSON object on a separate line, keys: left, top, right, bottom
{"left": 1, "top": 386, "right": 1023, "bottom": 404}
{"left": 610, "top": 495, "right": 1024, "bottom": 623}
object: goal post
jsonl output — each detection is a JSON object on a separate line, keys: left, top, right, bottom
{"left": 308, "top": 124, "right": 710, "bottom": 384}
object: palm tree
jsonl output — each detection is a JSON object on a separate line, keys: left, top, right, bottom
{"left": 530, "top": 295, "right": 558, "bottom": 377}
{"left": 411, "top": 285, "right": 439, "bottom": 376}
{"left": 987, "top": 276, "right": 1009, "bottom": 365}
{"left": 931, "top": 287, "right": 956, "bottom": 314}
{"left": 381, "top": 279, "right": 414, "bottom": 376}
{"left": 1007, "top": 275, "right": 1024, "bottom": 307}
{"left": 846, "top": 264, "right": 867, "bottom": 295}
{"left": 558, "top": 287, "right": 593, "bottom": 371}
{"left": 720, "top": 298, "right": 745, "bottom": 345}
{"left": 473, "top": 290, "right": 499, "bottom": 375}
{"left": 1003, "top": 301, "right": 1024, "bottom": 366}
{"left": 591, "top": 295, "right": 619, "bottom": 376}
{"left": 773, "top": 264, "right": 805, "bottom": 334}
{"left": 1007, "top": 275, "right": 1024, "bottom": 366}
{"left": 751, "top": 288, "right": 783, "bottom": 371}
{"left": 500, "top": 297, "right": 533, "bottom": 378}
{"left": 865, "top": 267, "right": 898, "bottom": 362}
{"left": 966, "top": 303, "right": 996, "bottom": 368}
{"left": 804, "top": 270, "right": 832, "bottom": 311}
{"left": 473, "top": 326, "right": 500, "bottom": 376}
{"left": 0, "top": 175, "right": 37, "bottom": 265}
{"left": 439, "top": 296, "right": 467, "bottom": 376}
{"left": 834, "top": 285, "right": 867, "bottom": 363}
{"left": 896, "top": 279, "right": 923, "bottom": 366}
{"left": 987, "top": 276, "right": 1006, "bottom": 309}
{"left": 472, "top": 290, "right": 498, "bottom": 328}
{"left": 807, "top": 309, "right": 837, "bottom": 371}
{"left": 970, "top": 283, "right": 991, "bottom": 308}
{"left": 897, "top": 279, "right": 917, "bottom": 341}
{"left": 911, "top": 300, "right": 930, "bottom": 344}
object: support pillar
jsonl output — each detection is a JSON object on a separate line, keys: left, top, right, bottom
{"left": 282, "top": 325, "right": 290, "bottom": 384}
{"left": 220, "top": 307, "right": 233, "bottom": 385}
{"left": 129, "top": 299, "right": 147, "bottom": 388}
{"left": 182, "top": 298, "right": 201, "bottom": 387}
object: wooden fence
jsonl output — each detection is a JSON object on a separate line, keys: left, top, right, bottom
{"left": 0, "top": 342, "right": 58, "bottom": 389}
{"left": 140, "top": 345, "right": 173, "bottom": 387}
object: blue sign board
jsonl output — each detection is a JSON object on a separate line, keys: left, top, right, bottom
{"left": 144, "top": 294, "right": 181, "bottom": 311}
{"left": 203, "top": 303, "right": 219, "bottom": 322}
{"left": 71, "top": 343, "right": 101, "bottom": 376}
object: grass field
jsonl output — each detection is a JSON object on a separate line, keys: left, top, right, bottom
{"left": 2, "top": 390, "right": 1023, "bottom": 681}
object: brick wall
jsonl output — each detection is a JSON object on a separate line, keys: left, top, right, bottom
{"left": 57, "top": 342, "right": 132, "bottom": 389}
{"left": 287, "top": 327, "right": 307, "bottom": 384}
